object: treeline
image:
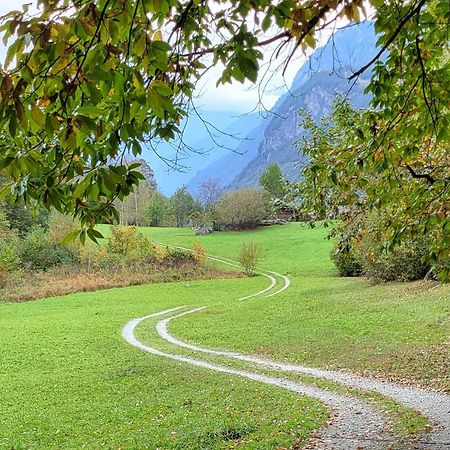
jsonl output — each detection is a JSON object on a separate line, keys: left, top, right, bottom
{"left": 117, "top": 171, "right": 285, "bottom": 230}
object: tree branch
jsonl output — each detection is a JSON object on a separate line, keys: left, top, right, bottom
{"left": 405, "top": 164, "right": 435, "bottom": 185}
{"left": 349, "top": 0, "right": 427, "bottom": 80}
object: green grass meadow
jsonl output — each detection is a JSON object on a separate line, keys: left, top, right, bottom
{"left": 1, "top": 223, "right": 449, "bottom": 449}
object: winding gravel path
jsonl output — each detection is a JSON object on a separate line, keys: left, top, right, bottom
{"left": 123, "top": 308, "right": 393, "bottom": 449}
{"left": 157, "top": 307, "right": 450, "bottom": 448}
{"left": 153, "top": 242, "right": 290, "bottom": 299}
{"left": 122, "top": 248, "right": 450, "bottom": 448}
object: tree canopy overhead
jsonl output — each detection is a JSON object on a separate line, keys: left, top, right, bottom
{"left": 0, "top": 0, "right": 448, "bottom": 240}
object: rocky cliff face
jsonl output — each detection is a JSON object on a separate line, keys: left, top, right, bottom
{"left": 186, "top": 22, "right": 378, "bottom": 193}
{"left": 231, "top": 73, "right": 369, "bottom": 188}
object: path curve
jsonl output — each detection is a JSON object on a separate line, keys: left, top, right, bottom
{"left": 123, "top": 308, "right": 393, "bottom": 449}
{"left": 158, "top": 307, "right": 450, "bottom": 448}
{"left": 154, "top": 242, "right": 289, "bottom": 299}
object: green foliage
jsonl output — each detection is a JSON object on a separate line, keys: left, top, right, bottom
{"left": 296, "top": 97, "right": 449, "bottom": 281}
{"left": 169, "top": 186, "right": 201, "bottom": 228}
{"left": 361, "top": 239, "right": 431, "bottom": 283}
{"left": 166, "top": 247, "right": 193, "bottom": 262}
{"left": 259, "top": 163, "right": 287, "bottom": 199}
{"left": 238, "top": 241, "right": 263, "bottom": 276}
{"left": 0, "top": 235, "right": 20, "bottom": 272}
{"left": 1, "top": 203, "right": 49, "bottom": 237}
{"left": 146, "top": 191, "right": 171, "bottom": 227}
{"left": 330, "top": 212, "right": 432, "bottom": 282}
{"left": 49, "top": 213, "right": 80, "bottom": 245}
{"left": 0, "top": 209, "right": 12, "bottom": 237}
{"left": 19, "top": 228, "right": 72, "bottom": 271}
{"left": 331, "top": 246, "right": 363, "bottom": 278}
{"left": 216, "top": 188, "right": 272, "bottom": 230}
{"left": 96, "top": 251, "right": 125, "bottom": 272}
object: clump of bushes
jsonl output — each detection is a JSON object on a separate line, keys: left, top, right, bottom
{"left": 238, "top": 241, "right": 263, "bottom": 276}
{"left": 19, "top": 227, "right": 73, "bottom": 271}
{"left": 216, "top": 188, "right": 272, "bottom": 230}
{"left": 331, "top": 212, "right": 433, "bottom": 282}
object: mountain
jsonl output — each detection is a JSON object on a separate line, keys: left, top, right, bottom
{"left": 143, "top": 111, "right": 261, "bottom": 195}
{"left": 232, "top": 72, "right": 369, "bottom": 188}
{"left": 185, "top": 118, "right": 268, "bottom": 197}
{"left": 188, "top": 22, "right": 377, "bottom": 192}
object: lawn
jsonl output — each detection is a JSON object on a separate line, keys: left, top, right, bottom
{"left": 134, "top": 224, "right": 449, "bottom": 391}
{"left": 1, "top": 223, "right": 449, "bottom": 449}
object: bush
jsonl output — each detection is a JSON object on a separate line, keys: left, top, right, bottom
{"left": 360, "top": 239, "right": 431, "bottom": 282}
{"left": 331, "top": 212, "right": 431, "bottom": 282}
{"left": 0, "top": 235, "right": 20, "bottom": 272}
{"left": 154, "top": 245, "right": 168, "bottom": 262}
{"left": 216, "top": 188, "right": 272, "bottom": 230}
{"left": 108, "top": 226, "right": 138, "bottom": 254}
{"left": 135, "top": 234, "right": 154, "bottom": 260}
{"left": 167, "top": 247, "right": 192, "bottom": 262}
{"left": 49, "top": 212, "right": 81, "bottom": 264}
{"left": 96, "top": 251, "right": 124, "bottom": 272}
{"left": 331, "top": 244, "right": 363, "bottom": 277}
{"left": 192, "top": 241, "right": 206, "bottom": 263}
{"left": 19, "top": 228, "right": 72, "bottom": 271}
{"left": 238, "top": 241, "right": 262, "bottom": 276}
{"left": 330, "top": 216, "right": 364, "bottom": 277}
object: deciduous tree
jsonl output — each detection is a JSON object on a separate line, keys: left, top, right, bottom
{"left": 296, "top": 98, "right": 449, "bottom": 279}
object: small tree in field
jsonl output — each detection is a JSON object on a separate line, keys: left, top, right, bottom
{"left": 216, "top": 189, "right": 272, "bottom": 230}
{"left": 259, "top": 163, "right": 287, "bottom": 199}
{"left": 238, "top": 241, "right": 262, "bottom": 276}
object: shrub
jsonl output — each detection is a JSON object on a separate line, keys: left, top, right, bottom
{"left": 216, "top": 188, "right": 272, "bottom": 230}
{"left": 330, "top": 215, "right": 364, "bottom": 277}
{"left": 359, "top": 238, "right": 431, "bottom": 282}
{"left": 332, "top": 211, "right": 432, "bottom": 282}
{"left": 49, "top": 213, "right": 80, "bottom": 244}
{"left": 49, "top": 212, "right": 81, "bottom": 264}
{"left": 0, "top": 235, "right": 20, "bottom": 272}
{"left": 331, "top": 243, "right": 363, "bottom": 277}
{"left": 192, "top": 241, "right": 206, "bottom": 263}
{"left": 167, "top": 247, "right": 192, "bottom": 262}
{"left": 96, "top": 251, "right": 124, "bottom": 272}
{"left": 19, "top": 228, "right": 72, "bottom": 271}
{"left": 108, "top": 226, "right": 138, "bottom": 254}
{"left": 135, "top": 234, "right": 154, "bottom": 260}
{"left": 238, "top": 241, "right": 262, "bottom": 276}
{"left": 154, "top": 245, "right": 168, "bottom": 262}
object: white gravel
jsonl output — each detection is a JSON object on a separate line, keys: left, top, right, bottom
{"left": 157, "top": 307, "right": 450, "bottom": 448}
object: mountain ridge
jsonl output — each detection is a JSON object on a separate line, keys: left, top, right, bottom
{"left": 186, "top": 22, "right": 377, "bottom": 194}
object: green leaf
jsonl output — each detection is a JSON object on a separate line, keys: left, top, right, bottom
{"left": 30, "top": 105, "right": 46, "bottom": 127}
{"left": 77, "top": 105, "right": 102, "bottom": 117}
{"left": 62, "top": 229, "right": 81, "bottom": 244}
